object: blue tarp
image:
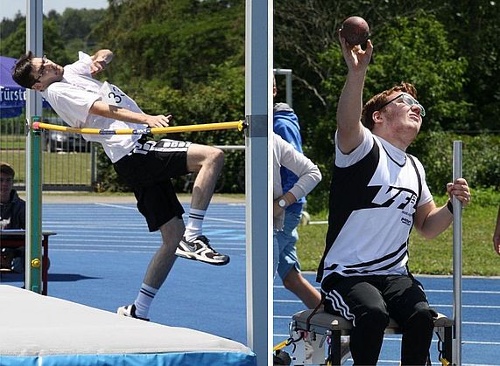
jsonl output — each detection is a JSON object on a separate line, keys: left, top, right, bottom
{"left": 0, "top": 55, "right": 50, "bottom": 118}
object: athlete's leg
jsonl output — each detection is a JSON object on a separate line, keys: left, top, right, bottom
{"left": 400, "top": 303, "right": 434, "bottom": 365}
{"left": 129, "top": 217, "right": 184, "bottom": 319}
{"left": 323, "top": 277, "right": 389, "bottom": 365}
{"left": 384, "top": 276, "right": 435, "bottom": 365}
{"left": 186, "top": 143, "right": 224, "bottom": 211}
{"left": 143, "top": 216, "right": 184, "bottom": 289}
{"left": 177, "top": 143, "right": 229, "bottom": 265}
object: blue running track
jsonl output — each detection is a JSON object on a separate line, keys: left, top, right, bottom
{"left": 1, "top": 201, "right": 498, "bottom": 365}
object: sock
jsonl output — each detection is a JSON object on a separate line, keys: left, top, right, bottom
{"left": 134, "top": 283, "right": 158, "bottom": 318}
{"left": 184, "top": 208, "right": 206, "bottom": 241}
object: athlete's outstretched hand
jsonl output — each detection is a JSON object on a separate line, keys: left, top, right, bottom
{"left": 144, "top": 114, "right": 172, "bottom": 128}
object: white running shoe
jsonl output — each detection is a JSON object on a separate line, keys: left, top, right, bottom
{"left": 116, "top": 304, "right": 149, "bottom": 321}
{"left": 175, "top": 235, "right": 230, "bottom": 266}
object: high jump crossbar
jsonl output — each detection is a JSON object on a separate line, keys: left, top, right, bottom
{"left": 32, "top": 120, "right": 246, "bottom": 135}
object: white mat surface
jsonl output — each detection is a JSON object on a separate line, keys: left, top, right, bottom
{"left": 0, "top": 285, "right": 256, "bottom": 365}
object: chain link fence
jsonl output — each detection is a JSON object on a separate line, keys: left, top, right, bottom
{"left": 0, "top": 117, "right": 96, "bottom": 191}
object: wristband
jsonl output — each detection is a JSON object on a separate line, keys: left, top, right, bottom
{"left": 446, "top": 200, "right": 453, "bottom": 214}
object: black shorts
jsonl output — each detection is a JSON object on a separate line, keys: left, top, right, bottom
{"left": 113, "top": 138, "right": 192, "bottom": 232}
{"left": 322, "top": 274, "right": 435, "bottom": 326}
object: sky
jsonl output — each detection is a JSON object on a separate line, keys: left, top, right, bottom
{"left": 0, "top": 0, "right": 109, "bottom": 20}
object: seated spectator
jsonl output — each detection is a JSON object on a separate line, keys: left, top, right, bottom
{"left": 0, "top": 162, "right": 26, "bottom": 273}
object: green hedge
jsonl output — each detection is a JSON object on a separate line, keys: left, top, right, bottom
{"left": 306, "top": 132, "right": 500, "bottom": 213}
{"left": 409, "top": 132, "right": 500, "bottom": 193}
{"left": 95, "top": 132, "right": 500, "bottom": 209}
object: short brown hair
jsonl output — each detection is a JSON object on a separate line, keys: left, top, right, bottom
{"left": 0, "top": 162, "right": 16, "bottom": 178}
{"left": 12, "top": 51, "right": 37, "bottom": 89}
{"left": 361, "top": 82, "right": 418, "bottom": 130}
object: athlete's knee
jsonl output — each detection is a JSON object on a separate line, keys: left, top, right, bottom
{"left": 201, "top": 145, "right": 224, "bottom": 162}
{"left": 406, "top": 306, "right": 435, "bottom": 332}
{"left": 199, "top": 146, "right": 224, "bottom": 173}
{"left": 357, "top": 305, "right": 390, "bottom": 331}
{"left": 210, "top": 147, "right": 224, "bottom": 167}
{"left": 187, "top": 144, "right": 224, "bottom": 172}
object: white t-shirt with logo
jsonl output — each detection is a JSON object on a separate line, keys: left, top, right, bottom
{"left": 318, "top": 127, "right": 433, "bottom": 283}
{"left": 42, "top": 52, "right": 147, "bottom": 163}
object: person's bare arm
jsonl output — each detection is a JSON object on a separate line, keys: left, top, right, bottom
{"left": 414, "top": 178, "right": 471, "bottom": 239}
{"left": 89, "top": 100, "right": 171, "bottom": 128}
{"left": 86, "top": 50, "right": 170, "bottom": 128}
{"left": 336, "top": 36, "right": 373, "bottom": 154}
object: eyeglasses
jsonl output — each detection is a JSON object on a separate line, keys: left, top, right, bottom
{"left": 34, "top": 55, "right": 47, "bottom": 83}
{"left": 378, "top": 92, "right": 426, "bottom": 117}
{"left": 0, "top": 177, "right": 14, "bottom": 183}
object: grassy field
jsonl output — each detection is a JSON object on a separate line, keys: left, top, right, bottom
{"left": 297, "top": 193, "right": 500, "bottom": 277}
{"left": 2, "top": 130, "right": 499, "bottom": 276}
{"left": 0, "top": 134, "right": 25, "bottom": 150}
{"left": 1, "top": 149, "right": 92, "bottom": 186}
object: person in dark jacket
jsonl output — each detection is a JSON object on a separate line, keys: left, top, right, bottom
{"left": 0, "top": 162, "right": 26, "bottom": 272}
{"left": 0, "top": 162, "right": 25, "bottom": 230}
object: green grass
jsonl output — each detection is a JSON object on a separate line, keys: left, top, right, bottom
{"left": 0, "top": 134, "right": 25, "bottom": 149}
{"left": 297, "top": 194, "right": 500, "bottom": 276}
{"left": 1, "top": 149, "right": 92, "bottom": 186}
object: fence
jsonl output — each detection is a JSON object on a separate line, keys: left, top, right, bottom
{"left": 1, "top": 117, "right": 246, "bottom": 193}
{"left": 0, "top": 116, "right": 96, "bottom": 191}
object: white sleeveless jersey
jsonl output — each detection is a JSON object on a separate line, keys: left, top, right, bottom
{"left": 317, "top": 128, "right": 432, "bottom": 285}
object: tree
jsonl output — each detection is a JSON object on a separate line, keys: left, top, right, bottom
{"left": 2, "top": 0, "right": 498, "bottom": 199}
{"left": 0, "top": 9, "right": 104, "bottom": 63}
{"left": 94, "top": 0, "right": 245, "bottom": 87}
{"left": 436, "top": 1, "right": 500, "bottom": 132}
